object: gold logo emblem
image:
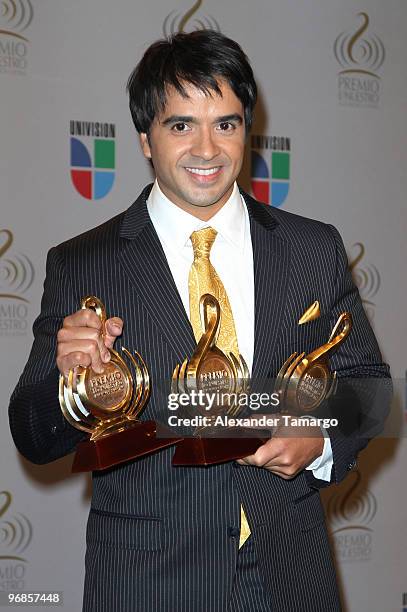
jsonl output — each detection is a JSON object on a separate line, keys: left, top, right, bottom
{"left": 0, "top": 229, "right": 34, "bottom": 302}
{"left": 163, "top": 0, "right": 220, "bottom": 37}
{"left": 326, "top": 470, "right": 377, "bottom": 530}
{"left": 349, "top": 242, "right": 380, "bottom": 320}
{"left": 0, "top": 491, "right": 33, "bottom": 562}
{"left": 334, "top": 12, "right": 385, "bottom": 78}
{"left": 324, "top": 471, "right": 377, "bottom": 562}
{"left": 0, "top": 0, "right": 33, "bottom": 41}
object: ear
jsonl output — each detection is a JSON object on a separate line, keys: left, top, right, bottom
{"left": 140, "top": 133, "right": 152, "bottom": 159}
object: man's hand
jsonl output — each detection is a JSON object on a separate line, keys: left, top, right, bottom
{"left": 56, "top": 308, "right": 123, "bottom": 380}
{"left": 236, "top": 415, "right": 324, "bottom": 479}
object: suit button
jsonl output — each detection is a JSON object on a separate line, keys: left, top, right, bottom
{"left": 228, "top": 527, "right": 240, "bottom": 538}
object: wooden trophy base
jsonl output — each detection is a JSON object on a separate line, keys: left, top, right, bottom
{"left": 72, "top": 421, "right": 183, "bottom": 472}
{"left": 171, "top": 428, "right": 271, "bottom": 466}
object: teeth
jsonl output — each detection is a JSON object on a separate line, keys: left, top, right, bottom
{"left": 185, "top": 167, "right": 220, "bottom": 176}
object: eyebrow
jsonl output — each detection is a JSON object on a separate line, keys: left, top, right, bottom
{"left": 161, "top": 113, "right": 244, "bottom": 126}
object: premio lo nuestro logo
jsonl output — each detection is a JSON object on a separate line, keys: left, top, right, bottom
{"left": 334, "top": 13, "right": 385, "bottom": 107}
{"left": 325, "top": 470, "right": 377, "bottom": 563}
{"left": 0, "top": 229, "right": 34, "bottom": 336}
{"left": 251, "top": 135, "right": 290, "bottom": 208}
{"left": 163, "top": 0, "right": 220, "bottom": 36}
{"left": 348, "top": 242, "right": 380, "bottom": 322}
{"left": 0, "top": 0, "right": 33, "bottom": 75}
{"left": 0, "top": 491, "right": 33, "bottom": 591}
{"left": 70, "top": 121, "right": 116, "bottom": 200}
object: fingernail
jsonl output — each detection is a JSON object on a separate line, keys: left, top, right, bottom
{"left": 102, "top": 351, "right": 111, "bottom": 362}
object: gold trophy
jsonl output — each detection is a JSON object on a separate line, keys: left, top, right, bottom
{"left": 59, "top": 296, "right": 182, "bottom": 472}
{"left": 275, "top": 312, "right": 352, "bottom": 414}
{"left": 171, "top": 294, "right": 269, "bottom": 465}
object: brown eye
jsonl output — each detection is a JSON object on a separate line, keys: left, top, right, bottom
{"left": 218, "top": 122, "right": 234, "bottom": 131}
{"left": 172, "top": 122, "right": 188, "bottom": 132}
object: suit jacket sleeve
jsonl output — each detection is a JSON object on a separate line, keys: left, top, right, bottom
{"left": 305, "top": 224, "right": 391, "bottom": 488}
{"left": 8, "top": 246, "right": 87, "bottom": 464}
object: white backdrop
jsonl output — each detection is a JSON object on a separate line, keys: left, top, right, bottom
{"left": 1, "top": 1, "right": 406, "bottom": 610}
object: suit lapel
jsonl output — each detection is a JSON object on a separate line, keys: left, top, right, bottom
{"left": 119, "top": 186, "right": 196, "bottom": 363}
{"left": 243, "top": 192, "right": 291, "bottom": 380}
{"left": 119, "top": 185, "right": 291, "bottom": 378}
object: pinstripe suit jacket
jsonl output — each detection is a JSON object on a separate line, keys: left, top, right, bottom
{"left": 9, "top": 185, "right": 390, "bottom": 612}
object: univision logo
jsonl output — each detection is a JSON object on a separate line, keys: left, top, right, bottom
{"left": 0, "top": 0, "right": 33, "bottom": 75}
{"left": 334, "top": 13, "right": 385, "bottom": 107}
{"left": 163, "top": 0, "right": 220, "bottom": 36}
{"left": 0, "top": 491, "right": 33, "bottom": 591}
{"left": 251, "top": 135, "right": 290, "bottom": 208}
{"left": 349, "top": 242, "right": 380, "bottom": 322}
{"left": 325, "top": 470, "right": 377, "bottom": 562}
{"left": 0, "top": 229, "right": 34, "bottom": 336}
{"left": 70, "top": 121, "right": 116, "bottom": 200}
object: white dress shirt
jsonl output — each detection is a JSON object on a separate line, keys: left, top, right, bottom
{"left": 147, "top": 180, "right": 333, "bottom": 481}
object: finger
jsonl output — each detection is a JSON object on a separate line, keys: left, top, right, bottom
{"left": 261, "top": 465, "right": 300, "bottom": 479}
{"left": 250, "top": 439, "right": 284, "bottom": 467}
{"left": 236, "top": 456, "right": 255, "bottom": 466}
{"left": 236, "top": 453, "right": 279, "bottom": 469}
{"left": 57, "top": 351, "right": 93, "bottom": 380}
{"left": 235, "top": 455, "right": 299, "bottom": 479}
{"left": 57, "top": 327, "right": 111, "bottom": 364}
{"left": 262, "top": 458, "right": 302, "bottom": 478}
{"left": 58, "top": 326, "right": 103, "bottom": 343}
{"left": 236, "top": 440, "right": 274, "bottom": 465}
{"left": 63, "top": 308, "right": 103, "bottom": 330}
{"left": 104, "top": 317, "right": 123, "bottom": 349}
{"left": 57, "top": 339, "right": 106, "bottom": 375}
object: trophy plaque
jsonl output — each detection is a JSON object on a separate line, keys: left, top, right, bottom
{"left": 171, "top": 294, "right": 270, "bottom": 466}
{"left": 59, "top": 296, "right": 182, "bottom": 472}
{"left": 275, "top": 312, "right": 352, "bottom": 414}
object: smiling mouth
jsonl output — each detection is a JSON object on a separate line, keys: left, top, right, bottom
{"left": 185, "top": 167, "right": 222, "bottom": 176}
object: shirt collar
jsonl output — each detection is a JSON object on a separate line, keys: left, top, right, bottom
{"left": 147, "top": 180, "right": 246, "bottom": 251}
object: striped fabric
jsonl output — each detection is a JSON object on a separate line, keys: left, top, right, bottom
{"left": 9, "top": 185, "right": 390, "bottom": 611}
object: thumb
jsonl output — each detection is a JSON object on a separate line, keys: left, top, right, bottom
{"left": 103, "top": 317, "right": 123, "bottom": 349}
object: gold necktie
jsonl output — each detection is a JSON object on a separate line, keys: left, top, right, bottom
{"left": 188, "top": 227, "right": 251, "bottom": 549}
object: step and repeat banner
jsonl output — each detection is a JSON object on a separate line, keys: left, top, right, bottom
{"left": 1, "top": 1, "right": 406, "bottom": 610}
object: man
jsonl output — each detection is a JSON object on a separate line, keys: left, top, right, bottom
{"left": 9, "top": 31, "right": 390, "bottom": 611}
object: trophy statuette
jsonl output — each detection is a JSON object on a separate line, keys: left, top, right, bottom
{"left": 275, "top": 312, "right": 352, "bottom": 414}
{"left": 59, "top": 296, "right": 182, "bottom": 472}
{"left": 171, "top": 294, "right": 270, "bottom": 465}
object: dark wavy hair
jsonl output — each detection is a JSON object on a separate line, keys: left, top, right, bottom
{"left": 127, "top": 30, "right": 257, "bottom": 135}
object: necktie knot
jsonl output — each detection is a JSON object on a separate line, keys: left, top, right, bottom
{"left": 190, "top": 227, "right": 217, "bottom": 260}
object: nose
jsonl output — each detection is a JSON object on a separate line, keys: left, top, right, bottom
{"left": 190, "top": 126, "right": 221, "bottom": 161}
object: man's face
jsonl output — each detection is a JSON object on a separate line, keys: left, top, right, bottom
{"left": 140, "top": 80, "right": 246, "bottom": 219}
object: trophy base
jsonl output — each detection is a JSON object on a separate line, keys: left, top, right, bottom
{"left": 171, "top": 428, "right": 271, "bottom": 466}
{"left": 72, "top": 421, "right": 183, "bottom": 472}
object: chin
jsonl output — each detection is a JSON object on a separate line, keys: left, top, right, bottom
{"left": 189, "top": 188, "right": 230, "bottom": 208}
